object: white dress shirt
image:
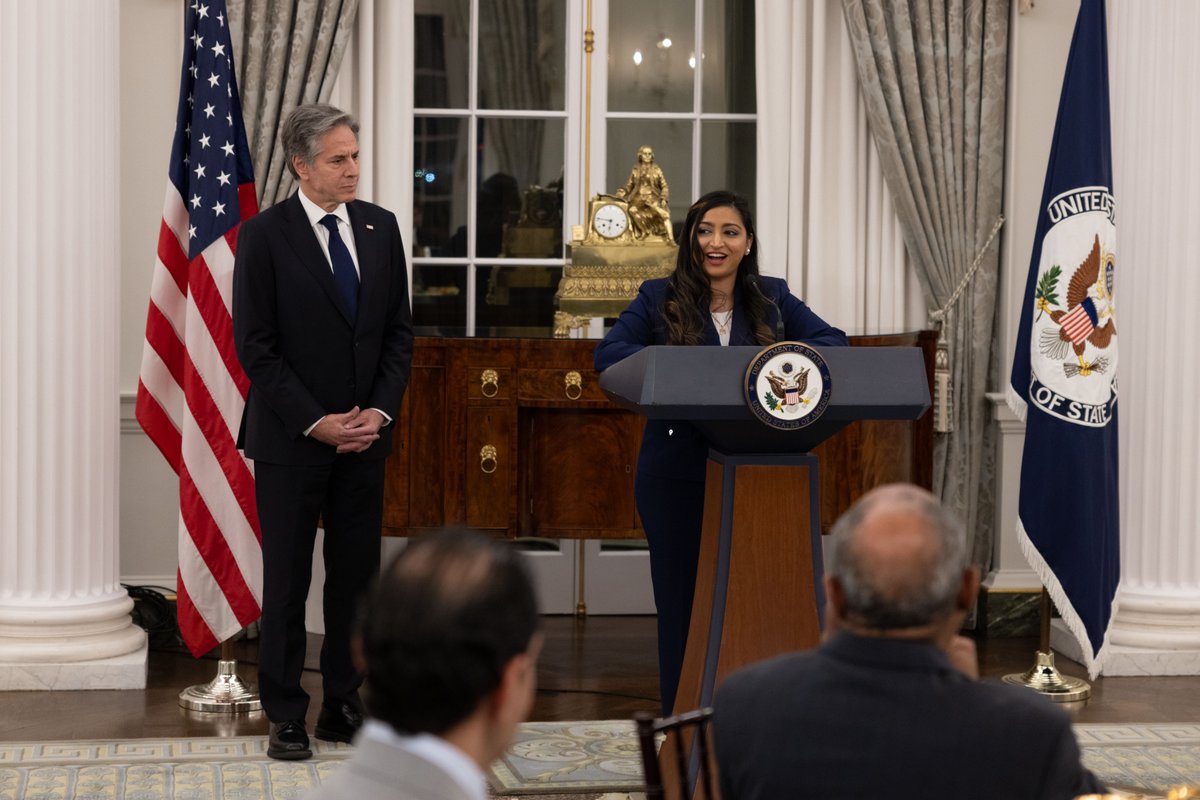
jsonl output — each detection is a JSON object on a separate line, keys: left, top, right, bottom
{"left": 359, "top": 720, "right": 488, "bottom": 800}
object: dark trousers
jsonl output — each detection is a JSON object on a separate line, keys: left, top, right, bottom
{"left": 254, "top": 456, "right": 384, "bottom": 722}
{"left": 635, "top": 471, "right": 706, "bottom": 715}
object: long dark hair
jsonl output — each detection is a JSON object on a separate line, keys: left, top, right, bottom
{"left": 662, "top": 190, "right": 776, "bottom": 346}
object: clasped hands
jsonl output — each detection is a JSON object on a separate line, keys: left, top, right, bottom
{"left": 311, "top": 406, "right": 384, "bottom": 454}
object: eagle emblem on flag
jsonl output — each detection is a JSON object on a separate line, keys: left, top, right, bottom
{"left": 1037, "top": 234, "right": 1116, "bottom": 378}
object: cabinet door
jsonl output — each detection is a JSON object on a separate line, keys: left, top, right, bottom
{"left": 465, "top": 405, "right": 517, "bottom": 531}
{"left": 405, "top": 363, "right": 447, "bottom": 529}
{"left": 521, "top": 408, "right": 643, "bottom": 538}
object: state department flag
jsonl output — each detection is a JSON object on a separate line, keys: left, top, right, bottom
{"left": 1008, "top": 0, "right": 1119, "bottom": 679}
{"left": 135, "top": 0, "right": 263, "bottom": 657}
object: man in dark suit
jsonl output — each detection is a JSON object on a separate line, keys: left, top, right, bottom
{"left": 306, "top": 530, "right": 542, "bottom": 800}
{"left": 233, "top": 103, "right": 413, "bottom": 761}
{"left": 713, "top": 484, "right": 1105, "bottom": 800}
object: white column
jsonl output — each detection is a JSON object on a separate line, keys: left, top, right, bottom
{"left": 0, "top": 0, "right": 147, "bottom": 689}
{"left": 984, "top": 394, "right": 1039, "bottom": 591}
{"left": 1060, "top": 0, "right": 1200, "bottom": 676}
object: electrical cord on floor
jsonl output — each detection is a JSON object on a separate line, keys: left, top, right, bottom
{"left": 124, "top": 584, "right": 183, "bottom": 650}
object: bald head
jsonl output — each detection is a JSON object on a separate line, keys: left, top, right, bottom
{"left": 827, "top": 484, "right": 971, "bottom": 631}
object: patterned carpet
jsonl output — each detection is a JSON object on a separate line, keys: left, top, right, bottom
{"left": 0, "top": 722, "right": 1196, "bottom": 799}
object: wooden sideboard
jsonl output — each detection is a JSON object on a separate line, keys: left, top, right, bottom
{"left": 382, "top": 332, "right": 935, "bottom": 539}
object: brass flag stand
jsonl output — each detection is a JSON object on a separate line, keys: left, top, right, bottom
{"left": 179, "top": 640, "right": 263, "bottom": 713}
{"left": 1001, "top": 589, "right": 1091, "bottom": 702}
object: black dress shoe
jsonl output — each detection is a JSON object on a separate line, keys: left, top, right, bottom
{"left": 315, "top": 700, "right": 363, "bottom": 743}
{"left": 267, "top": 720, "right": 312, "bottom": 760}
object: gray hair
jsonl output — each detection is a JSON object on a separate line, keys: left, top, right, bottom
{"left": 826, "top": 484, "right": 970, "bottom": 629}
{"left": 281, "top": 103, "right": 359, "bottom": 179}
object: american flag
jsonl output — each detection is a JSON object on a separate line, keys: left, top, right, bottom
{"left": 136, "top": 0, "right": 263, "bottom": 657}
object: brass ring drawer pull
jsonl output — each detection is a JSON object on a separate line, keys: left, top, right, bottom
{"left": 564, "top": 370, "right": 583, "bottom": 400}
{"left": 480, "top": 444, "right": 498, "bottom": 474}
{"left": 480, "top": 369, "right": 499, "bottom": 398}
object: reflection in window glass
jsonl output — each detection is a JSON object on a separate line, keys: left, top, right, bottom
{"left": 700, "top": 121, "right": 756, "bottom": 209}
{"left": 607, "top": 120, "right": 692, "bottom": 229}
{"left": 607, "top": 0, "right": 695, "bottom": 113}
{"left": 414, "top": 1, "right": 469, "bottom": 108}
{"left": 478, "top": 0, "right": 566, "bottom": 111}
{"left": 477, "top": 118, "right": 565, "bottom": 258}
{"left": 475, "top": 266, "right": 564, "bottom": 337}
{"left": 413, "top": 116, "right": 466, "bottom": 258}
{"left": 412, "top": 264, "right": 467, "bottom": 336}
{"left": 702, "top": 0, "right": 755, "bottom": 113}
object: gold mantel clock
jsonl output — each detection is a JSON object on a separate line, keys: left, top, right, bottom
{"left": 555, "top": 150, "right": 678, "bottom": 325}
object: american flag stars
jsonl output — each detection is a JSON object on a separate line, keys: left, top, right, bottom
{"left": 168, "top": 0, "right": 255, "bottom": 259}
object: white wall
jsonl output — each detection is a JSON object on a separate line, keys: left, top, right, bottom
{"left": 113, "top": 3, "right": 1077, "bottom": 587}
{"left": 118, "top": 0, "right": 184, "bottom": 585}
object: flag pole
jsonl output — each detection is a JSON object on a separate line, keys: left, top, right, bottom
{"left": 1001, "top": 588, "right": 1090, "bottom": 702}
{"left": 179, "top": 638, "right": 263, "bottom": 713}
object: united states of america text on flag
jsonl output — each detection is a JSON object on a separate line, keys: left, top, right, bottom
{"left": 135, "top": 0, "right": 263, "bottom": 657}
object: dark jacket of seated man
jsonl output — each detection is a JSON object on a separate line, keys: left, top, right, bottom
{"left": 713, "top": 484, "right": 1104, "bottom": 800}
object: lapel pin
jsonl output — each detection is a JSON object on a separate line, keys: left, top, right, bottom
{"left": 365, "top": 224, "right": 375, "bottom": 230}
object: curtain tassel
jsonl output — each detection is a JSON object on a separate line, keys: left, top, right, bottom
{"left": 933, "top": 332, "right": 953, "bottom": 433}
{"left": 925, "top": 214, "right": 1006, "bottom": 435}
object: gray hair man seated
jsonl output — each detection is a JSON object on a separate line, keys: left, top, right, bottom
{"left": 713, "top": 484, "right": 1104, "bottom": 800}
{"left": 307, "top": 530, "right": 541, "bottom": 800}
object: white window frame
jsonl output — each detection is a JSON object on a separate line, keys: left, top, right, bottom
{"left": 588, "top": 0, "right": 757, "bottom": 207}
{"left": 411, "top": 0, "right": 583, "bottom": 337}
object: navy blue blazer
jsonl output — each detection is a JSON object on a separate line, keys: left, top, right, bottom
{"left": 714, "top": 632, "right": 1105, "bottom": 800}
{"left": 594, "top": 276, "right": 848, "bottom": 482}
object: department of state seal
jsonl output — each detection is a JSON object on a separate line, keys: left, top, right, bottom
{"left": 744, "top": 342, "right": 832, "bottom": 430}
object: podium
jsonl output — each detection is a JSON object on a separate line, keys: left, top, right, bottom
{"left": 601, "top": 345, "right": 929, "bottom": 795}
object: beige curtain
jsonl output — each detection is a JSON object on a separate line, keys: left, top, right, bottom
{"left": 840, "top": 0, "right": 1009, "bottom": 569}
{"left": 477, "top": 1, "right": 551, "bottom": 188}
{"left": 229, "top": 0, "right": 361, "bottom": 206}
{"left": 755, "top": 0, "right": 924, "bottom": 335}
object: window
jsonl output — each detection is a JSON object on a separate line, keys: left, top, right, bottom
{"left": 411, "top": 0, "right": 755, "bottom": 337}
{"left": 604, "top": 0, "right": 756, "bottom": 225}
{"left": 412, "top": 0, "right": 570, "bottom": 337}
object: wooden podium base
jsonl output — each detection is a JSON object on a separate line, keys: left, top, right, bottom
{"left": 662, "top": 450, "right": 826, "bottom": 798}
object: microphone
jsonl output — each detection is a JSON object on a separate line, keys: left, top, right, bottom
{"left": 748, "top": 275, "right": 785, "bottom": 342}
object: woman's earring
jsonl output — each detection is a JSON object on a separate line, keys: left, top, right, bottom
{"left": 745, "top": 249, "right": 751, "bottom": 255}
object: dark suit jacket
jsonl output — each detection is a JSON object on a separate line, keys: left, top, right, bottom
{"left": 233, "top": 193, "right": 413, "bottom": 466}
{"left": 593, "top": 276, "right": 848, "bottom": 482}
{"left": 713, "top": 632, "right": 1105, "bottom": 800}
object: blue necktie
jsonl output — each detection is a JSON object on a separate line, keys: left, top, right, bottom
{"left": 319, "top": 214, "right": 359, "bottom": 321}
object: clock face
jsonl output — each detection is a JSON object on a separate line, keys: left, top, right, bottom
{"left": 593, "top": 203, "right": 629, "bottom": 239}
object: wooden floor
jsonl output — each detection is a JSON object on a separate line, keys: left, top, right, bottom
{"left": 1, "top": 615, "right": 1195, "bottom": 741}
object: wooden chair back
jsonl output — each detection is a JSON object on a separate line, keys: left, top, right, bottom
{"left": 635, "top": 708, "right": 720, "bottom": 800}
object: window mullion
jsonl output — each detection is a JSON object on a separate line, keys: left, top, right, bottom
{"left": 692, "top": 0, "right": 704, "bottom": 201}
{"left": 466, "top": 0, "right": 480, "bottom": 337}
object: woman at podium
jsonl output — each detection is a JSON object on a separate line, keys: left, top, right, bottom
{"left": 594, "top": 190, "right": 848, "bottom": 714}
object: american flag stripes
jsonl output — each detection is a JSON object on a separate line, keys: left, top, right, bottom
{"left": 136, "top": 0, "right": 263, "bottom": 657}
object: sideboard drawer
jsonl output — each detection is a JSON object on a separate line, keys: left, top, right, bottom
{"left": 518, "top": 368, "right": 606, "bottom": 404}
{"left": 464, "top": 365, "right": 514, "bottom": 401}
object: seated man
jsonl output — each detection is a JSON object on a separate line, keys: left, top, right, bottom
{"left": 713, "top": 484, "right": 1104, "bottom": 800}
{"left": 307, "top": 530, "right": 541, "bottom": 800}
